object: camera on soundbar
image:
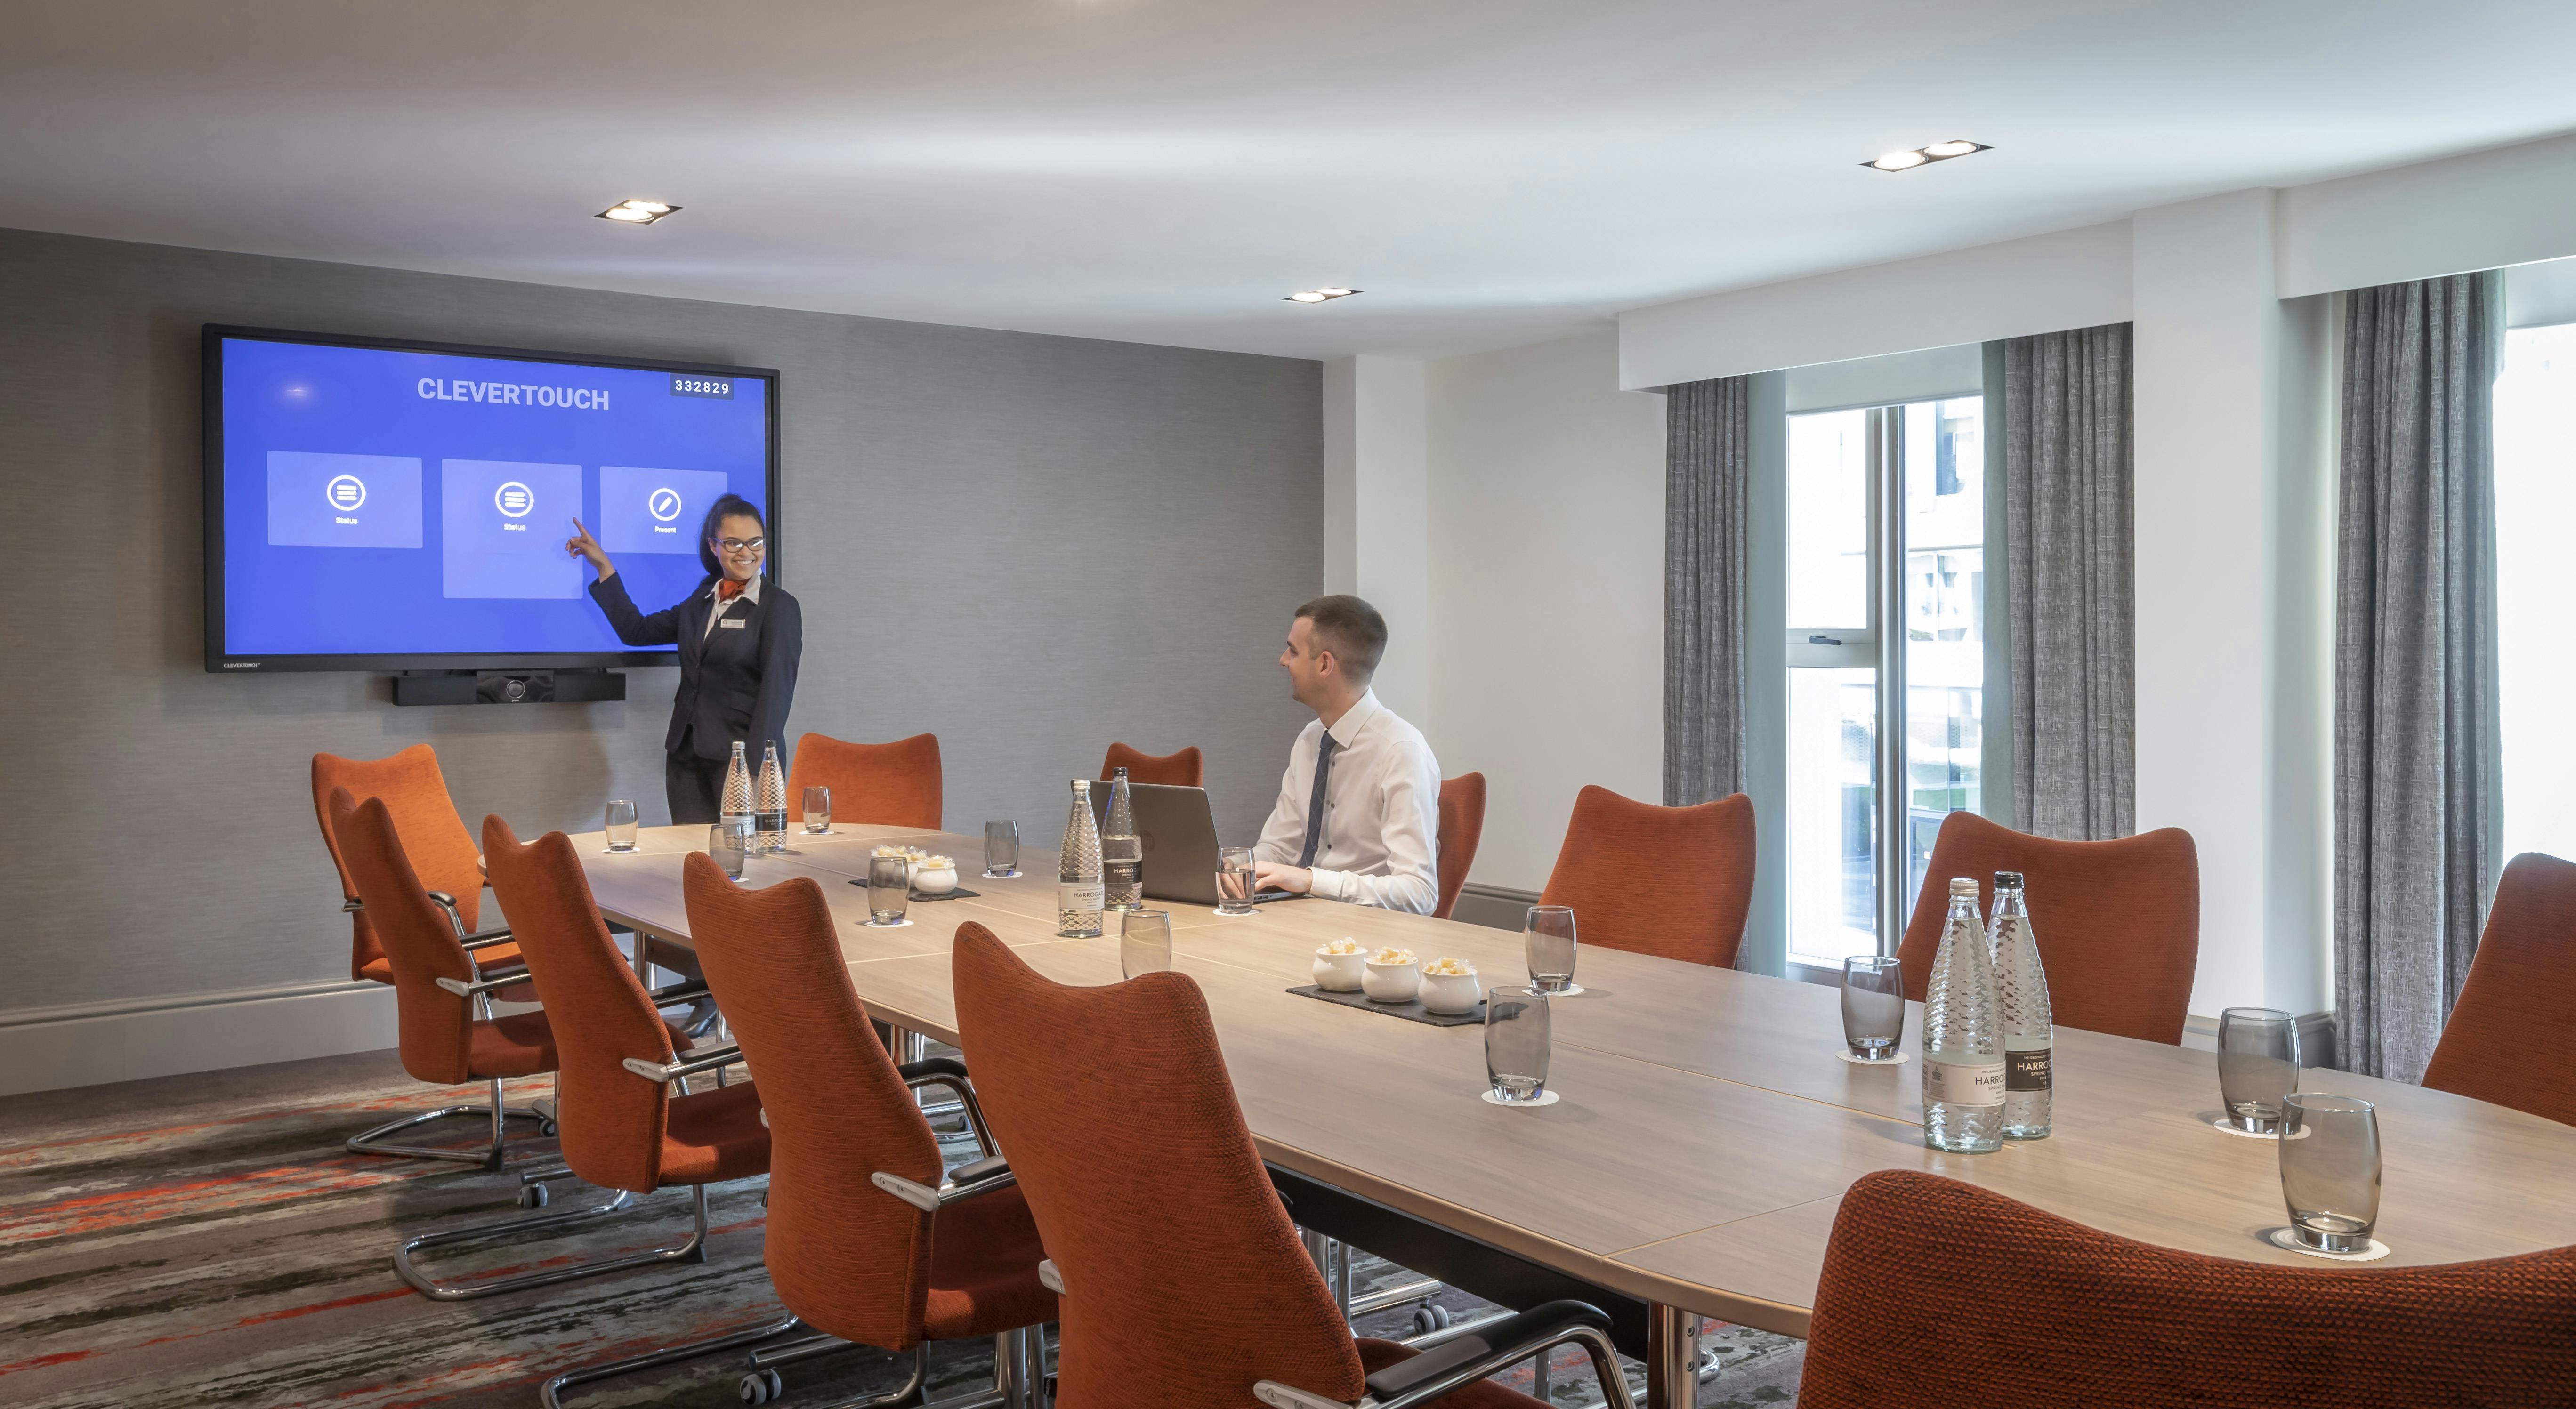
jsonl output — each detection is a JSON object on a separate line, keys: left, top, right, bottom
{"left": 389, "top": 670, "right": 627, "bottom": 706}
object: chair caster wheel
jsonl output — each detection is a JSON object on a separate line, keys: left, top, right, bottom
{"left": 517, "top": 1183, "right": 550, "bottom": 1209}
{"left": 1408, "top": 1302, "right": 1451, "bottom": 1336}
{"left": 539, "top": 1119, "right": 559, "bottom": 1137}
{"left": 739, "top": 1369, "right": 783, "bottom": 1404}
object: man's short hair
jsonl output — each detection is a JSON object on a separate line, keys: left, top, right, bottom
{"left": 1295, "top": 595, "right": 1388, "bottom": 681}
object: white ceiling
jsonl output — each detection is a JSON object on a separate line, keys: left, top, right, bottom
{"left": 6, "top": 0, "right": 2574, "bottom": 361}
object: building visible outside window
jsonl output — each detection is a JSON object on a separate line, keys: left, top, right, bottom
{"left": 1785, "top": 396, "right": 1985, "bottom": 969}
{"left": 2494, "top": 321, "right": 2576, "bottom": 865}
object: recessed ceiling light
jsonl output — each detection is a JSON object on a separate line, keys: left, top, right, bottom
{"left": 1313, "top": 287, "right": 1354, "bottom": 298}
{"left": 597, "top": 199, "right": 681, "bottom": 224}
{"left": 1863, "top": 140, "right": 1988, "bottom": 173}
{"left": 1284, "top": 287, "right": 1361, "bottom": 304}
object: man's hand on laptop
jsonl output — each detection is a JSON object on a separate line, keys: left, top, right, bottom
{"left": 1252, "top": 862, "right": 1312, "bottom": 895}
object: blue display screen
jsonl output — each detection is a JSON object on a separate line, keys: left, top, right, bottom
{"left": 213, "top": 335, "right": 772, "bottom": 662}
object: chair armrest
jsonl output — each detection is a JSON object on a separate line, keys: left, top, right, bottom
{"left": 869, "top": 1159, "right": 1020, "bottom": 1212}
{"left": 896, "top": 1055, "right": 969, "bottom": 1085}
{"left": 435, "top": 972, "right": 533, "bottom": 999}
{"left": 647, "top": 980, "right": 710, "bottom": 1006}
{"left": 1354, "top": 1301, "right": 1630, "bottom": 1409}
{"left": 620, "top": 1042, "right": 743, "bottom": 1085}
{"left": 341, "top": 896, "right": 366, "bottom": 914}
{"left": 460, "top": 927, "right": 516, "bottom": 950}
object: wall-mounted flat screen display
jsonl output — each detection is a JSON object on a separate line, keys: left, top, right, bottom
{"left": 203, "top": 326, "right": 778, "bottom": 672}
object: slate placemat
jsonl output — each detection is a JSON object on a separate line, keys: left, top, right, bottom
{"left": 844, "top": 881, "right": 985, "bottom": 902}
{"left": 1288, "top": 983, "right": 1484, "bottom": 1027}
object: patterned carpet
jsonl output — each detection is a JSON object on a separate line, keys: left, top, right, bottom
{"left": 0, "top": 1050, "right": 1802, "bottom": 1408}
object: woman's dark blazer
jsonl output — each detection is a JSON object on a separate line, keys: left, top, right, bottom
{"left": 589, "top": 573, "right": 801, "bottom": 761}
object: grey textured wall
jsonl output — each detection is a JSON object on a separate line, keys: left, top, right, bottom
{"left": 0, "top": 227, "right": 1320, "bottom": 1014}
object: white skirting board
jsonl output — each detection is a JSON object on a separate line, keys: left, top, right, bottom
{"left": 0, "top": 980, "right": 400, "bottom": 1098}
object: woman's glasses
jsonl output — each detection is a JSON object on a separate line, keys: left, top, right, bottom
{"left": 715, "top": 537, "right": 766, "bottom": 556}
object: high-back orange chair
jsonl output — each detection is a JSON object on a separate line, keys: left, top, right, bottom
{"left": 2424, "top": 852, "right": 2576, "bottom": 1127}
{"left": 407, "top": 819, "right": 763, "bottom": 1310}
{"left": 786, "top": 732, "right": 942, "bottom": 830}
{"left": 1894, "top": 812, "right": 2199, "bottom": 1045}
{"left": 1798, "top": 1169, "right": 2576, "bottom": 1408}
{"left": 560, "top": 861, "right": 1052, "bottom": 1409}
{"left": 1434, "top": 773, "right": 1487, "bottom": 921}
{"left": 325, "top": 788, "right": 554, "bottom": 1169}
{"left": 952, "top": 926, "right": 1631, "bottom": 1409}
{"left": 313, "top": 744, "right": 519, "bottom": 984}
{"left": 1535, "top": 786, "right": 1754, "bottom": 969}
{"left": 1100, "top": 741, "right": 1203, "bottom": 788}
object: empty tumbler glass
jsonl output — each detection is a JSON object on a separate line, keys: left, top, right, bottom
{"left": 801, "top": 786, "right": 832, "bottom": 835}
{"left": 1216, "top": 846, "right": 1257, "bottom": 915}
{"left": 1524, "top": 906, "right": 1583, "bottom": 996}
{"left": 983, "top": 821, "right": 1020, "bottom": 878}
{"left": 2280, "top": 1093, "right": 2382, "bottom": 1253}
{"left": 867, "top": 853, "right": 910, "bottom": 925}
{"left": 604, "top": 799, "right": 639, "bottom": 853}
{"left": 1485, "top": 986, "right": 1554, "bottom": 1104}
{"left": 1121, "top": 910, "right": 1173, "bottom": 979}
{"left": 708, "top": 820, "right": 752, "bottom": 881}
{"left": 1841, "top": 955, "right": 1906, "bottom": 1061}
{"left": 2218, "top": 1006, "right": 2301, "bottom": 1134}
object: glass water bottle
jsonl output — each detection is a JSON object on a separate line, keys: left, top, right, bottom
{"left": 1101, "top": 767, "right": 1143, "bottom": 911}
{"left": 720, "top": 741, "right": 755, "bottom": 837}
{"left": 754, "top": 741, "right": 788, "bottom": 853}
{"left": 1922, "top": 877, "right": 2005, "bottom": 1153}
{"left": 1058, "top": 780, "right": 1105, "bottom": 938}
{"left": 1990, "top": 871, "right": 2054, "bottom": 1139}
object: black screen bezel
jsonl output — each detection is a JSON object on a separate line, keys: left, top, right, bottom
{"left": 201, "top": 324, "right": 782, "bottom": 674}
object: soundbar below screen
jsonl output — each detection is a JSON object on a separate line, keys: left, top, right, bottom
{"left": 215, "top": 336, "right": 770, "bottom": 660}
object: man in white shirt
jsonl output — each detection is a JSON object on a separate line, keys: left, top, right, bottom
{"left": 1252, "top": 595, "right": 1442, "bottom": 914}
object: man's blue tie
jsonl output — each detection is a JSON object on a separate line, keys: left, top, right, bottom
{"left": 1295, "top": 733, "right": 1338, "bottom": 869}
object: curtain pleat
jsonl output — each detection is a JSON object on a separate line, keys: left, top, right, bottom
{"left": 2003, "top": 323, "right": 2137, "bottom": 841}
{"left": 2334, "top": 272, "right": 2501, "bottom": 1083}
{"left": 1664, "top": 377, "right": 1751, "bottom": 805}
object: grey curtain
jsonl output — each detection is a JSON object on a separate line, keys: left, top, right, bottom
{"left": 2002, "top": 323, "right": 2136, "bottom": 840}
{"left": 1665, "top": 376, "right": 1752, "bottom": 805}
{"left": 2334, "top": 272, "right": 2502, "bottom": 1083}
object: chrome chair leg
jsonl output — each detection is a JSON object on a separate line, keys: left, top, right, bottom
{"left": 809, "top": 1343, "right": 929, "bottom": 1409}
{"left": 541, "top": 1312, "right": 804, "bottom": 1409}
{"left": 347, "top": 1075, "right": 553, "bottom": 1170}
{"left": 394, "top": 1181, "right": 715, "bottom": 1302}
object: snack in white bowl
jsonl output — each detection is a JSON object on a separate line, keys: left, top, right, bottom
{"left": 913, "top": 855, "right": 959, "bottom": 894}
{"left": 1362, "top": 948, "right": 1423, "bottom": 1003}
{"left": 1418, "top": 957, "right": 1482, "bottom": 1014}
{"left": 1312, "top": 939, "right": 1368, "bottom": 992}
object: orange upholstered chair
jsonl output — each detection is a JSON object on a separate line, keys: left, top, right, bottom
{"left": 786, "top": 731, "right": 942, "bottom": 830}
{"left": 952, "top": 926, "right": 1632, "bottom": 1409}
{"left": 402, "top": 818, "right": 760, "bottom": 1307}
{"left": 1434, "top": 773, "right": 1487, "bottom": 921}
{"left": 1101, "top": 741, "right": 1204, "bottom": 788}
{"left": 1798, "top": 1169, "right": 2576, "bottom": 1408}
{"left": 2424, "top": 852, "right": 2576, "bottom": 1128}
{"left": 1894, "top": 812, "right": 2199, "bottom": 1045}
{"left": 313, "top": 744, "right": 521, "bottom": 984}
{"left": 554, "top": 858, "right": 1054, "bottom": 1409}
{"left": 325, "top": 788, "right": 555, "bottom": 1169}
{"left": 1535, "top": 786, "right": 1754, "bottom": 969}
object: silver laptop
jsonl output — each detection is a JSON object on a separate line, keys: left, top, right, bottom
{"left": 1091, "top": 782, "right": 1300, "bottom": 906}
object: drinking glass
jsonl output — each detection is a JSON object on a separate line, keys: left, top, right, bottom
{"left": 1215, "top": 846, "right": 1257, "bottom": 915}
{"left": 801, "top": 786, "right": 832, "bottom": 835}
{"left": 867, "top": 854, "right": 910, "bottom": 926}
{"left": 604, "top": 799, "right": 639, "bottom": 853}
{"left": 2218, "top": 1006, "right": 2300, "bottom": 1134}
{"left": 1121, "top": 910, "right": 1173, "bottom": 979}
{"left": 1484, "top": 986, "right": 1553, "bottom": 1103}
{"left": 708, "top": 820, "right": 752, "bottom": 881}
{"left": 983, "top": 821, "right": 1020, "bottom": 878}
{"left": 1841, "top": 955, "right": 1906, "bottom": 1061}
{"left": 1524, "top": 906, "right": 1583, "bottom": 996}
{"left": 2280, "top": 1094, "right": 2382, "bottom": 1253}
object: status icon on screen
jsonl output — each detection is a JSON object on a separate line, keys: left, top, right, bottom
{"left": 325, "top": 475, "right": 368, "bottom": 511}
{"left": 494, "top": 481, "right": 534, "bottom": 518}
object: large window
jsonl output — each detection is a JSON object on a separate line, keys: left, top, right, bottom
{"left": 2495, "top": 321, "right": 2576, "bottom": 863}
{"left": 1785, "top": 396, "right": 1986, "bottom": 968}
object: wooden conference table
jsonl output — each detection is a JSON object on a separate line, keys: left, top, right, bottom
{"left": 574, "top": 821, "right": 2576, "bottom": 1404}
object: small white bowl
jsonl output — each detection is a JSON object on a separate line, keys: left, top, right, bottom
{"left": 1312, "top": 949, "right": 1367, "bottom": 992}
{"left": 913, "top": 862, "right": 957, "bottom": 895}
{"left": 1418, "top": 968, "right": 1482, "bottom": 1015}
{"left": 1362, "top": 957, "right": 1422, "bottom": 1004}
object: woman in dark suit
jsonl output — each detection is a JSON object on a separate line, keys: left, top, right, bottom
{"left": 566, "top": 494, "right": 802, "bottom": 825}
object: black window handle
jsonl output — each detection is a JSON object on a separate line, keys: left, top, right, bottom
{"left": 1809, "top": 635, "right": 1844, "bottom": 646}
